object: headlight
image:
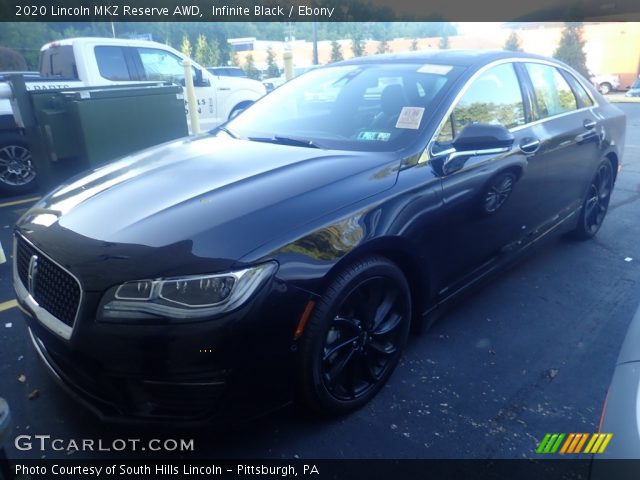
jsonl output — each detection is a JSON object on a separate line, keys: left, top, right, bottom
{"left": 99, "top": 262, "right": 278, "bottom": 322}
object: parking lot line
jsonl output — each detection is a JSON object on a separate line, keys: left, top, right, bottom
{"left": 0, "top": 299, "right": 17, "bottom": 312}
{"left": 0, "top": 196, "right": 40, "bottom": 209}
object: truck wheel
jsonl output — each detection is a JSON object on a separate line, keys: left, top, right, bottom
{"left": 598, "top": 82, "right": 612, "bottom": 95}
{"left": 0, "top": 134, "right": 37, "bottom": 196}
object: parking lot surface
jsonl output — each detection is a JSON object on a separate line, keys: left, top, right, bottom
{"left": 0, "top": 104, "right": 639, "bottom": 460}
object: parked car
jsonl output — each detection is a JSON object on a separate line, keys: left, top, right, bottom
{"left": 263, "top": 65, "right": 320, "bottom": 92}
{"left": 14, "top": 50, "right": 625, "bottom": 424}
{"left": 625, "top": 77, "right": 640, "bottom": 97}
{"left": 589, "top": 303, "right": 640, "bottom": 479}
{"left": 590, "top": 73, "right": 620, "bottom": 95}
{"left": 206, "top": 66, "right": 248, "bottom": 78}
{"left": 0, "top": 38, "right": 266, "bottom": 195}
{"left": 593, "top": 302, "right": 640, "bottom": 459}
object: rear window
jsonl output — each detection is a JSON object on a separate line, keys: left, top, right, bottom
{"left": 39, "top": 45, "right": 77, "bottom": 79}
{"left": 525, "top": 63, "right": 578, "bottom": 118}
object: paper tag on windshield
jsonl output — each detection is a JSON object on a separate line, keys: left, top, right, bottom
{"left": 417, "top": 64, "right": 453, "bottom": 75}
{"left": 395, "top": 107, "right": 425, "bottom": 130}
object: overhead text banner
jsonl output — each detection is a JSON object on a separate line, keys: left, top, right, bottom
{"left": 1, "top": 0, "right": 640, "bottom": 22}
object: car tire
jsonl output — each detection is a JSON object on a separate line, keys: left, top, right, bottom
{"left": 571, "top": 159, "right": 614, "bottom": 240}
{"left": 598, "top": 82, "right": 612, "bottom": 95}
{"left": 297, "top": 256, "right": 411, "bottom": 415}
{"left": 0, "top": 133, "right": 37, "bottom": 196}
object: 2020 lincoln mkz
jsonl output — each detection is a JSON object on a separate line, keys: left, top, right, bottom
{"left": 13, "top": 51, "right": 625, "bottom": 424}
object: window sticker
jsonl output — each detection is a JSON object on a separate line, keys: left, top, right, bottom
{"left": 417, "top": 64, "right": 453, "bottom": 75}
{"left": 395, "top": 107, "right": 425, "bottom": 130}
{"left": 357, "top": 131, "right": 392, "bottom": 142}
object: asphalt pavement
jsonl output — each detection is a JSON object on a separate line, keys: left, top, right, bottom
{"left": 0, "top": 104, "right": 639, "bottom": 461}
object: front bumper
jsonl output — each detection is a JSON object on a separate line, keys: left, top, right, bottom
{"left": 16, "top": 269, "right": 313, "bottom": 425}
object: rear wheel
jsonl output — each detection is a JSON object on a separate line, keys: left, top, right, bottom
{"left": 297, "top": 257, "right": 411, "bottom": 415}
{"left": 572, "top": 160, "right": 614, "bottom": 239}
{"left": 598, "top": 82, "right": 612, "bottom": 95}
{"left": 0, "top": 134, "right": 37, "bottom": 195}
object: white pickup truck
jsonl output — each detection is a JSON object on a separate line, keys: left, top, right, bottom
{"left": 0, "top": 37, "right": 266, "bottom": 195}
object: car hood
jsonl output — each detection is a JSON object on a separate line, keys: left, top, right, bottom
{"left": 17, "top": 135, "right": 399, "bottom": 288}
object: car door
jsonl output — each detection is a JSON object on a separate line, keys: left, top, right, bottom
{"left": 425, "top": 61, "right": 555, "bottom": 291}
{"left": 521, "top": 62, "right": 602, "bottom": 218}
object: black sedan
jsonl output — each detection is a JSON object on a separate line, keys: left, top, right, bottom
{"left": 13, "top": 51, "right": 625, "bottom": 424}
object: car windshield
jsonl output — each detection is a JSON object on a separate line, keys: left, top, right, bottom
{"left": 632, "top": 79, "right": 640, "bottom": 89}
{"left": 225, "top": 63, "right": 463, "bottom": 152}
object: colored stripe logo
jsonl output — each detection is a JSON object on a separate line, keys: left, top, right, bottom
{"left": 537, "top": 433, "right": 612, "bottom": 454}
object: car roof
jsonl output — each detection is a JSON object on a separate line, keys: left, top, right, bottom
{"left": 339, "top": 50, "right": 560, "bottom": 69}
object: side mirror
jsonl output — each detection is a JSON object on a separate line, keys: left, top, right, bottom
{"left": 452, "top": 123, "right": 515, "bottom": 151}
{"left": 439, "top": 123, "right": 514, "bottom": 175}
{"left": 193, "top": 68, "right": 210, "bottom": 87}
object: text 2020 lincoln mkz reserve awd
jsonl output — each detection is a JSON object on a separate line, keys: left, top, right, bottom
{"left": 13, "top": 51, "right": 625, "bottom": 424}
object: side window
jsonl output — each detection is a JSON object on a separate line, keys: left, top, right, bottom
{"left": 95, "top": 46, "right": 131, "bottom": 81}
{"left": 137, "top": 48, "right": 185, "bottom": 83}
{"left": 436, "top": 63, "right": 525, "bottom": 144}
{"left": 564, "top": 72, "right": 594, "bottom": 107}
{"left": 525, "top": 63, "right": 578, "bottom": 118}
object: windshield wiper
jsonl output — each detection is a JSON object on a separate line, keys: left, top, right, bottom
{"left": 248, "top": 135, "right": 320, "bottom": 149}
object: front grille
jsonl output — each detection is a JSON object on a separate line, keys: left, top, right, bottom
{"left": 16, "top": 236, "right": 81, "bottom": 328}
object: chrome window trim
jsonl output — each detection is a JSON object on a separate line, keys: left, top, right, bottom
{"left": 13, "top": 234, "right": 83, "bottom": 341}
{"left": 426, "top": 57, "right": 599, "bottom": 161}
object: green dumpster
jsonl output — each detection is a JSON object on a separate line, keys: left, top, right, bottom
{"left": 28, "top": 83, "right": 188, "bottom": 188}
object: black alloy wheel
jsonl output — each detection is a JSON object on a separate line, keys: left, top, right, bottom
{"left": 483, "top": 171, "right": 516, "bottom": 214}
{"left": 298, "top": 257, "right": 411, "bottom": 415}
{"left": 573, "top": 160, "right": 614, "bottom": 239}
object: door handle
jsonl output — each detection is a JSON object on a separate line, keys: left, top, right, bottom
{"left": 583, "top": 119, "right": 597, "bottom": 130}
{"left": 519, "top": 137, "right": 540, "bottom": 154}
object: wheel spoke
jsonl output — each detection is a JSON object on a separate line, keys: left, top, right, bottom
{"left": 325, "top": 349, "right": 356, "bottom": 388}
{"left": 332, "top": 315, "right": 360, "bottom": 332}
{"left": 371, "top": 289, "right": 397, "bottom": 331}
{"left": 367, "top": 340, "right": 396, "bottom": 356}
{"left": 372, "top": 313, "right": 403, "bottom": 336}
{"left": 361, "top": 354, "right": 382, "bottom": 383}
{"left": 323, "top": 334, "right": 359, "bottom": 361}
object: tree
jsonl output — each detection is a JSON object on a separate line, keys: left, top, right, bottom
{"left": 410, "top": 39, "right": 419, "bottom": 51}
{"left": 266, "top": 47, "right": 279, "bottom": 77}
{"left": 554, "top": 23, "right": 589, "bottom": 79}
{"left": 194, "top": 34, "right": 208, "bottom": 65}
{"left": 0, "top": 47, "right": 27, "bottom": 71}
{"left": 230, "top": 50, "right": 240, "bottom": 67}
{"left": 180, "top": 34, "right": 192, "bottom": 58}
{"left": 351, "top": 33, "right": 365, "bottom": 58}
{"left": 376, "top": 39, "right": 390, "bottom": 54}
{"left": 439, "top": 35, "right": 450, "bottom": 49}
{"left": 243, "top": 54, "right": 260, "bottom": 80}
{"left": 504, "top": 31, "right": 523, "bottom": 52}
{"left": 329, "top": 40, "right": 344, "bottom": 63}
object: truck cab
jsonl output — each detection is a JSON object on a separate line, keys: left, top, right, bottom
{"left": 39, "top": 37, "right": 266, "bottom": 131}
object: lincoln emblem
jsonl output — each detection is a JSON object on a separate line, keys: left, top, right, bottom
{"left": 27, "top": 254, "right": 38, "bottom": 297}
